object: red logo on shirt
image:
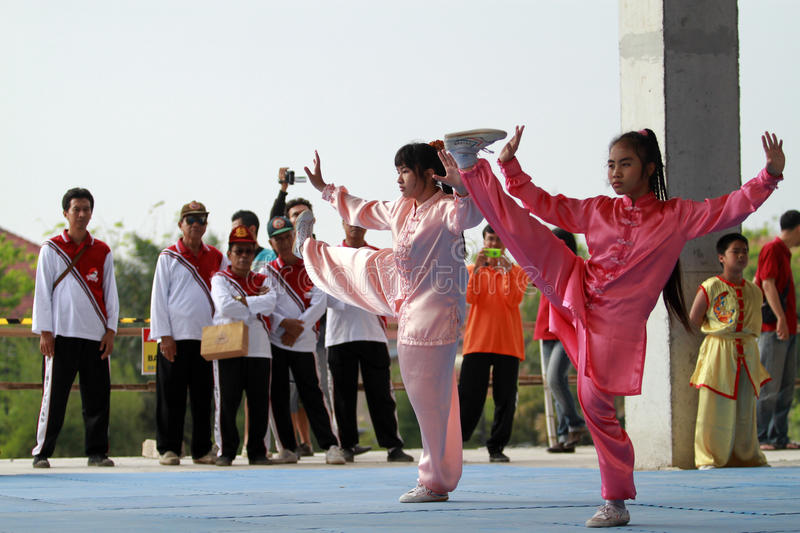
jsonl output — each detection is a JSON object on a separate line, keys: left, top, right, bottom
{"left": 86, "top": 267, "right": 99, "bottom": 284}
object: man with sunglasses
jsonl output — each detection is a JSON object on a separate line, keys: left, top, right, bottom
{"left": 150, "top": 201, "right": 228, "bottom": 465}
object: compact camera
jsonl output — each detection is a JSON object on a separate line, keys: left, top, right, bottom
{"left": 484, "top": 248, "right": 502, "bottom": 258}
{"left": 280, "top": 169, "right": 306, "bottom": 185}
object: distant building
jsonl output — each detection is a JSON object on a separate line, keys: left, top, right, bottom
{"left": 0, "top": 227, "right": 39, "bottom": 318}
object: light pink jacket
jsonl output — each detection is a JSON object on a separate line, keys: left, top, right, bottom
{"left": 303, "top": 185, "right": 483, "bottom": 346}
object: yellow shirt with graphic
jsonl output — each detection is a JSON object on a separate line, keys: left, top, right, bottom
{"left": 689, "top": 276, "right": 770, "bottom": 398}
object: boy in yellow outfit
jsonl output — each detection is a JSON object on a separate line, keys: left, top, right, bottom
{"left": 689, "top": 232, "right": 771, "bottom": 469}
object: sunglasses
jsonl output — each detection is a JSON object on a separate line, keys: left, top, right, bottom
{"left": 184, "top": 215, "right": 208, "bottom": 226}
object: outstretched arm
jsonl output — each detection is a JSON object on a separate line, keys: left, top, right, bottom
{"left": 683, "top": 131, "right": 785, "bottom": 240}
{"left": 304, "top": 150, "right": 393, "bottom": 230}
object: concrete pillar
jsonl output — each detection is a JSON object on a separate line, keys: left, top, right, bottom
{"left": 619, "top": 0, "right": 741, "bottom": 469}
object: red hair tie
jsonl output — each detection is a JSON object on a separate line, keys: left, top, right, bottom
{"left": 638, "top": 129, "right": 649, "bottom": 136}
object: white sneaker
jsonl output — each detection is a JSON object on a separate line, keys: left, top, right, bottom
{"left": 444, "top": 128, "right": 507, "bottom": 169}
{"left": 585, "top": 502, "right": 630, "bottom": 528}
{"left": 271, "top": 449, "right": 299, "bottom": 464}
{"left": 293, "top": 209, "right": 314, "bottom": 259}
{"left": 698, "top": 464, "right": 716, "bottom": 470}
{"left": 398, "top": 483, "right": 449, "bottom": 503}
{"left": 159, "top": 451, "right": 180, "bottom": 466}
{"left": 325, "top": 445, "right": 347, "bottom": 465}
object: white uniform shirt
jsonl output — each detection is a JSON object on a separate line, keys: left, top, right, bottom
{"left": 260, "top": 258, "right": 326, "bottom": 353}
{"left": 325, "top": 295, "right": 388, "bottom": 347}
{"left": 149, "top": 240, "right": 228, "bottom": 341}
{"left": 32, "top": 232, "right": 119, "bottom": 342}
{"left": 210, "top": 269, "right": 277, "bottom": 358}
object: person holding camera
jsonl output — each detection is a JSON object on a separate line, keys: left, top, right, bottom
{"left": 267, "top": 168, "right": 330, "bottom": 458}
{"left": 458, "top": 224, "right": 529, "bottom": 462}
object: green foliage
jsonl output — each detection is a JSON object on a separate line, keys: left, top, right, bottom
{"left": 0, "top": 235, "right": 36, "bottom": 315}
{"left": 0, "top": 226, "right": 167, "bottom": 458}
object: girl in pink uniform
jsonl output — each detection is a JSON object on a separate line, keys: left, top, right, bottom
{"left": 299, "top": 142, "right": 484, "bottom": 503}
{"left": 437, "top": 126, "right": 785, "bottom": 527}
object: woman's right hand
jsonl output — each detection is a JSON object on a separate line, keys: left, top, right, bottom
{"left": 499, "top": 125, "right": 525, "bottom": 163}
{"left": 304, "top": 150, "right": 327, "bottom": 192}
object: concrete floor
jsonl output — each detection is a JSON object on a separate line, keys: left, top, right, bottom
{"left": 2, "top": 447, "right": 799, "bottom": 532}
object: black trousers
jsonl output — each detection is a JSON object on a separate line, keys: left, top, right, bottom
{"left": 34, "top": 336, "right": 110, "bottom": 458}
{"left": 328, "top": 341, "right": 403, "bottom": 450}
{"left": 270, "top": 344, "right": 338, "bottom": 450}
{"left": 214, "top": 357, "right": 271, "bottom": 460}
{"left": 155, "top": 340, "right": 213, "bottom": 458}
{"left": 458, "top": 352, "right": 520, "bottom": 453}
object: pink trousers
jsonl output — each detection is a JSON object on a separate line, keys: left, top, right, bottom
{"left": 461, "top": 160, "right": 635, "bottom": 500}
{"left": 398, "top": 342, "right": 463, "bottom": 493}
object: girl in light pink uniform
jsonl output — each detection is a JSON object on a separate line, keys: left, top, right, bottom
{"left": 438, "top": 126, "right": 785, "bottom": 527}
{"left": 299, "top": 142, "right": 484, "bottom": 503}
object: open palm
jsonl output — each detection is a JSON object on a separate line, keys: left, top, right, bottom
{"left": 762, "top": 131, "right": 785, "bottom": 177}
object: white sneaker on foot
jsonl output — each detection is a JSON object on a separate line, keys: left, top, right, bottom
{"left": 293, "top": 209, "right": 314, "bottom": 259}
{"left": 585, "top": 502, "right": 630, "bottom": 528}
{"left": 398, "top": 482, "right": 449, "bottom": 503}
{"left": 271, "top": 449, "right": 299, "bottom": 464}
{"left": 325, "top": 445, "right": 346, "bottom": 465}
{"left": 159, "top": 451, "right": 180, "bottom": 466}
{"left": 444, "top": 128, "right": 507, "bottom": 169}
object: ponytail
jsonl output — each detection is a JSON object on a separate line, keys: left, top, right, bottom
{"left": 611, "top": 129, "right": 691, "bottom": 330}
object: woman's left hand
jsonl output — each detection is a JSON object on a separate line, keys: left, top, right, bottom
{"left": 435, "top": 150, "right": 467, "bottom": 195}
{"left": 762, "top": 131, "right": 785, "bottom": 177}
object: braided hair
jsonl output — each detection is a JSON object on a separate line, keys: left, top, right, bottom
{"left": 609, "top": 129, "right": 691, "bottom": 330}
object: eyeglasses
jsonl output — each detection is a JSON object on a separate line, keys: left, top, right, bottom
{"left": 184, "top": 216, "right": 208, "bottom": 226}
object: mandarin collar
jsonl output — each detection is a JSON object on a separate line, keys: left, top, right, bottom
{"left": 412, "top": 189, "right": 444, "bottom": 214}
{"left": 716, "top": 275, "right": 745, "bottom": 288}
{"left": 621, "top": 191, "right": 658, "bottom": 208}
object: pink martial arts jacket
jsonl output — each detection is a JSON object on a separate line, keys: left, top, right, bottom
{"left": 499, "top": 157, "right": 781, "bottom": 396}
{"left": 304, "top": 185, "right": 484, "bottom": 346}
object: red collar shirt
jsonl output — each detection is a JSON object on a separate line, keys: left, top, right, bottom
{"left": 149, "top": 238, "right": 228, "bottom": 341}
{"left": 262, "top": 257, "right": 327, "bottom": 353}
{"left": 754, "top": 236, "right": 797, "bottom": 335}
{"left": 210, "top": 267, "right": 276, "bottom": 358}
{"left": 32, "top": 230, "right": 119, "bottom": 342}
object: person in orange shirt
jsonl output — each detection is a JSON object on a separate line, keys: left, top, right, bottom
{"left": 458, "top": 224, "right": 529, "bottom": 462}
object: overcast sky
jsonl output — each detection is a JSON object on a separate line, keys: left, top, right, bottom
{"left": 1, "top": 0, "right": 797, "bottom": 256}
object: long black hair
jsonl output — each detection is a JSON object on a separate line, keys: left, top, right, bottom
{"left": 610, "top": 129, "right": 691, "bottom": 330}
